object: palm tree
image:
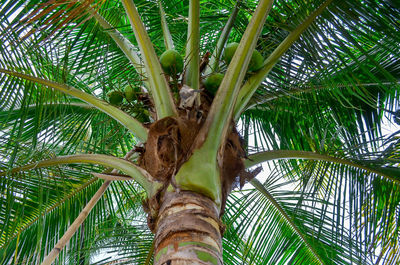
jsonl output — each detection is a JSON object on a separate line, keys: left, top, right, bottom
{"left": 0, "top": 0, "right": 399, "bottom": 264}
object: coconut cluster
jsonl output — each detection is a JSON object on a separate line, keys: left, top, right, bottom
{"left": 107, "top": 85, "right": 141, "bottom": 105}
{"left": 203, "top": 42, "right": 264, "bottom": 95}
{"left": 107, "top": 43, "right": 263, "bottom": 111}
{"left": 157, "top": 44, "right": 264, "bottom": 97}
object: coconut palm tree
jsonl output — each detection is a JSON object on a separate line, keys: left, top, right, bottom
{"left": 0, "top": 0, "right": 399, "bottom": 264}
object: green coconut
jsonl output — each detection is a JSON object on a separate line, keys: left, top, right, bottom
{"left": 107, "top": 90, "right": 124, "bottom": 105}
{"left": 223, "top": 42, "right": 239, "bottom": 64}
{"left": 204, "top": 73, "right": 224, "bottom": 95}
{"left": 223, "top": 42, "right": 263, "bottom": 72}
{"left": 160, "top": 49, "right": 184, "bottom": 75}
{"left": 124, "top": 85, "right": 136, "bottom": 102}
{"left": 248, "top": 49, "right": 264, "bottom": 72}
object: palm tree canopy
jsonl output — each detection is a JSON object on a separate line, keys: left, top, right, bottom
{"left": 0, "top": 0, "right": 399, "bottom": 264}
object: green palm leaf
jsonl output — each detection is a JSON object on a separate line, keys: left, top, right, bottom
{"left": 0, "top": 0, "right": 399, "bottom": 264}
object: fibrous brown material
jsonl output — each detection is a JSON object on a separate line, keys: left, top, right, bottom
{"left": 139, "top": 115, "right": 202, "bottom": 182}
{"left": 139, "top": 90, "right": 248, "bottom": 222}
{"left": 220, "top": 127, "right": 246, "bottom": 213}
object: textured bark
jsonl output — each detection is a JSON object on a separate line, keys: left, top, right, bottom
{"left": 154, "top": 191, "right": 223, "bottom": 265}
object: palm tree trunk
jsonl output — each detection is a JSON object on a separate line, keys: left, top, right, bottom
{"left": 154, "top": 191, "right": 223, "bottom": 265}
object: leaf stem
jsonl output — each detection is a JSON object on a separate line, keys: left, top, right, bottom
{"left": 37, "top": 149, "right": 159, "bottom": 264}
{"left": 85, "top": 4, "right": 142, "bottom": 70}
{"left": 204, "top": 0, "right": 241, "bottom": 75}
{"left": 250, "top": 178, "right": 324, "bottom": 265}
{"left": 195, "top": 0, "right": 274, "bottom": 153}
{"left": 121, "top": 0, "right": 178, "bottom": 118}
{"left": 40, "top": 180, "right": 111, "bottom": 265}
{"left": 0, "top": 154, "right": 162, "bottom": 196}
{"left": 84, "top": 3, "right": 150, "bottom": 89}
{"left": 184, "top": 0, "right": 200, "bottom": 90}
{"left": 234, "top": 0, "right": 333, "bottom": 120}
{"left": 0, "top": 69, "right": 148, "bottom": 141}
{"left": 245, "top": 150, "right": 400, "bottom": 184}
{"left": 174, "top": 0, "right": 274, "bottom": 207}
{"left": 244, "top": 81, "right": 400, "bottom": 110}
{"left": 158, "top": 0, "right": 174, "bottom": 50}
{"left": 3, "top": 178, "right": 98, "bottom": 248}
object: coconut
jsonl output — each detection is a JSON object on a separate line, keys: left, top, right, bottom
{"left": 223, "top": 42, "right": 263, "bottom": 72}
{"left": 223, "top": 42, "right": 239, "bottom": 64}
{"left": 124, "top": 85, "right": 136, "bottom": 102}
{"left": 204, "top": 73, "right": 224, "bottom": 95}
{"left": 107, "top": 90, "right": 124, "bottom": 105}
{"left": 160, "top": 49, "right": 184, "bottom": 75}
{"left": 248, "top": 49, "right": 264, "bottom": 72}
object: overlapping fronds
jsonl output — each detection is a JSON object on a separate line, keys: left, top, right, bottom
{"left": 0, "top": 0, "right": 399, "bottom": 264}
